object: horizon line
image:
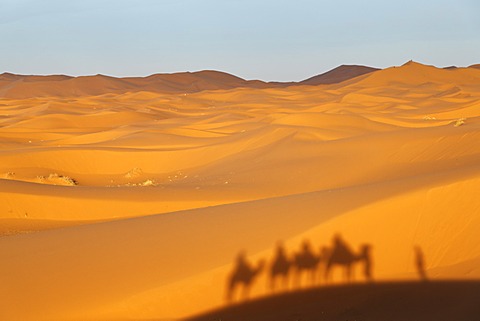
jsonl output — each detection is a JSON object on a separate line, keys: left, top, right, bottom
{"left": 2, "top": 61, "right": 478, "bottom": 83}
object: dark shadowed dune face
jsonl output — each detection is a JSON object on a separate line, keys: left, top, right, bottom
{"left": 185, "top": 281, "right": 480, "bottom": 321}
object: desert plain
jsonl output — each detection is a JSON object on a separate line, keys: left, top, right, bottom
{"left": 1, "top": 61, "right": 480, "bottom": 320}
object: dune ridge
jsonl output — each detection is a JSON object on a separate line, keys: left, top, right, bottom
{"left": 0, "top": 64, "right": 384, "bottom": 99}
{"left": 0, "top": 61, "right": 479, "bottom": 321}
{"left": 300, "top": 64, "right": 379, "bottom": 85}
{"left": 0, "top": 70, "right": 271, "bottom": 99}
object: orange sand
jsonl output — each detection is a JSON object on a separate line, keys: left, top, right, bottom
{"left": 0, "top": 61, "right": 479, "bottom": 320}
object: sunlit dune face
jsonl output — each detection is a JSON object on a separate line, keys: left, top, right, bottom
{"left": 0, "top": 63, "right": 480, "bottom": 321}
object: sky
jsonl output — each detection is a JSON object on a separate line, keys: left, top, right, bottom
{"left": 1, "top": 0, "right": 479, "bottom": 81}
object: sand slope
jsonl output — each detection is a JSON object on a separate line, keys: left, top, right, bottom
{"left": 0, "top": 62, "right": 479, "bottom": 320}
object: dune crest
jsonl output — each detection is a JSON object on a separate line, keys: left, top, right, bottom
{"left": 300, "top": 64, "right": 379, "bottom": 85}
{"left": 0, "top": 65, "right": 386, "bottom": 99}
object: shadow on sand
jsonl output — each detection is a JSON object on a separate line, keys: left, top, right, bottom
{"left": 186, "top": 235, "right": 477, "bottom": 321}
{"left": 186, "top": 280, "right": 480, "bottom": 321}
{"left": 226, "top": 234, "right": 373, "bottom": 302}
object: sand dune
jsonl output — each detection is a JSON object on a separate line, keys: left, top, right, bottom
{"left": 0, "top": 70, "right": 275, "bottom": 99}
{"left": 0, "top": 64, "right": 384, "bottom": 99}
{"left": 346, "top": 61, "right": 480, "bottom": 88}
{"left": 0, "top": 61, "right": 479, "bottom": 320}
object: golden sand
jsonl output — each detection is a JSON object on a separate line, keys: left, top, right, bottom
{"left": 0, "top": 62, "right": 479, "bottom": 320}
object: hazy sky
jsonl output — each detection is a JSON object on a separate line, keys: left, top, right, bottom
{"left": 1, "top": 0, "right": 479, "bottom": 81}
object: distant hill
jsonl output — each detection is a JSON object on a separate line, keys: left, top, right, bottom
{"left": 0, "top": 72, "right": 73, "bottom": 82}
{"left": 300, "top": 65, "right": 380, "bottom": 86}
{"left": 0, "top": 70, "right": 276, "bottom": 99}
{"left": 3, "top": 62, "right": 480, "bottom": 99}
{"left": 342, "top": 61, "right": 480, "bottom": 88}
{"left": 185, "top": 281, "right": 480, "bottom": 321}
{"left": 0, "top": 66, "right": 383, "bottom": 99}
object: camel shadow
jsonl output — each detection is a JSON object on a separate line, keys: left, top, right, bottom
{"left": 292, "top": 240, "right": 321, "bottom": 288}
{"left": 226, "top": 250, "right": 265, "bottom": 302}
{"left": 226, "top": 234, "right": 375, "bottom": 303}
{"left": 324, "top": 234, "right": 373, "bottom": 283}
{"left": 268, "top": 242, "right": 291, "bottom": 292}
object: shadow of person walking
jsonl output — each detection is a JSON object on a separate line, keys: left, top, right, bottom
{"left": 414, "top": 246, "right": 428, "bottom": 281}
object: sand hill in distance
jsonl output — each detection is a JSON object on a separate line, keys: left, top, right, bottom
{"left": 0, "top": 64, "right": 382, "bottom": 99}
{"left": 300, "top": 64, "right": 379, "bottom": 85}
{"left": 0, "top": 61, "right": 480, "bottom": 321}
